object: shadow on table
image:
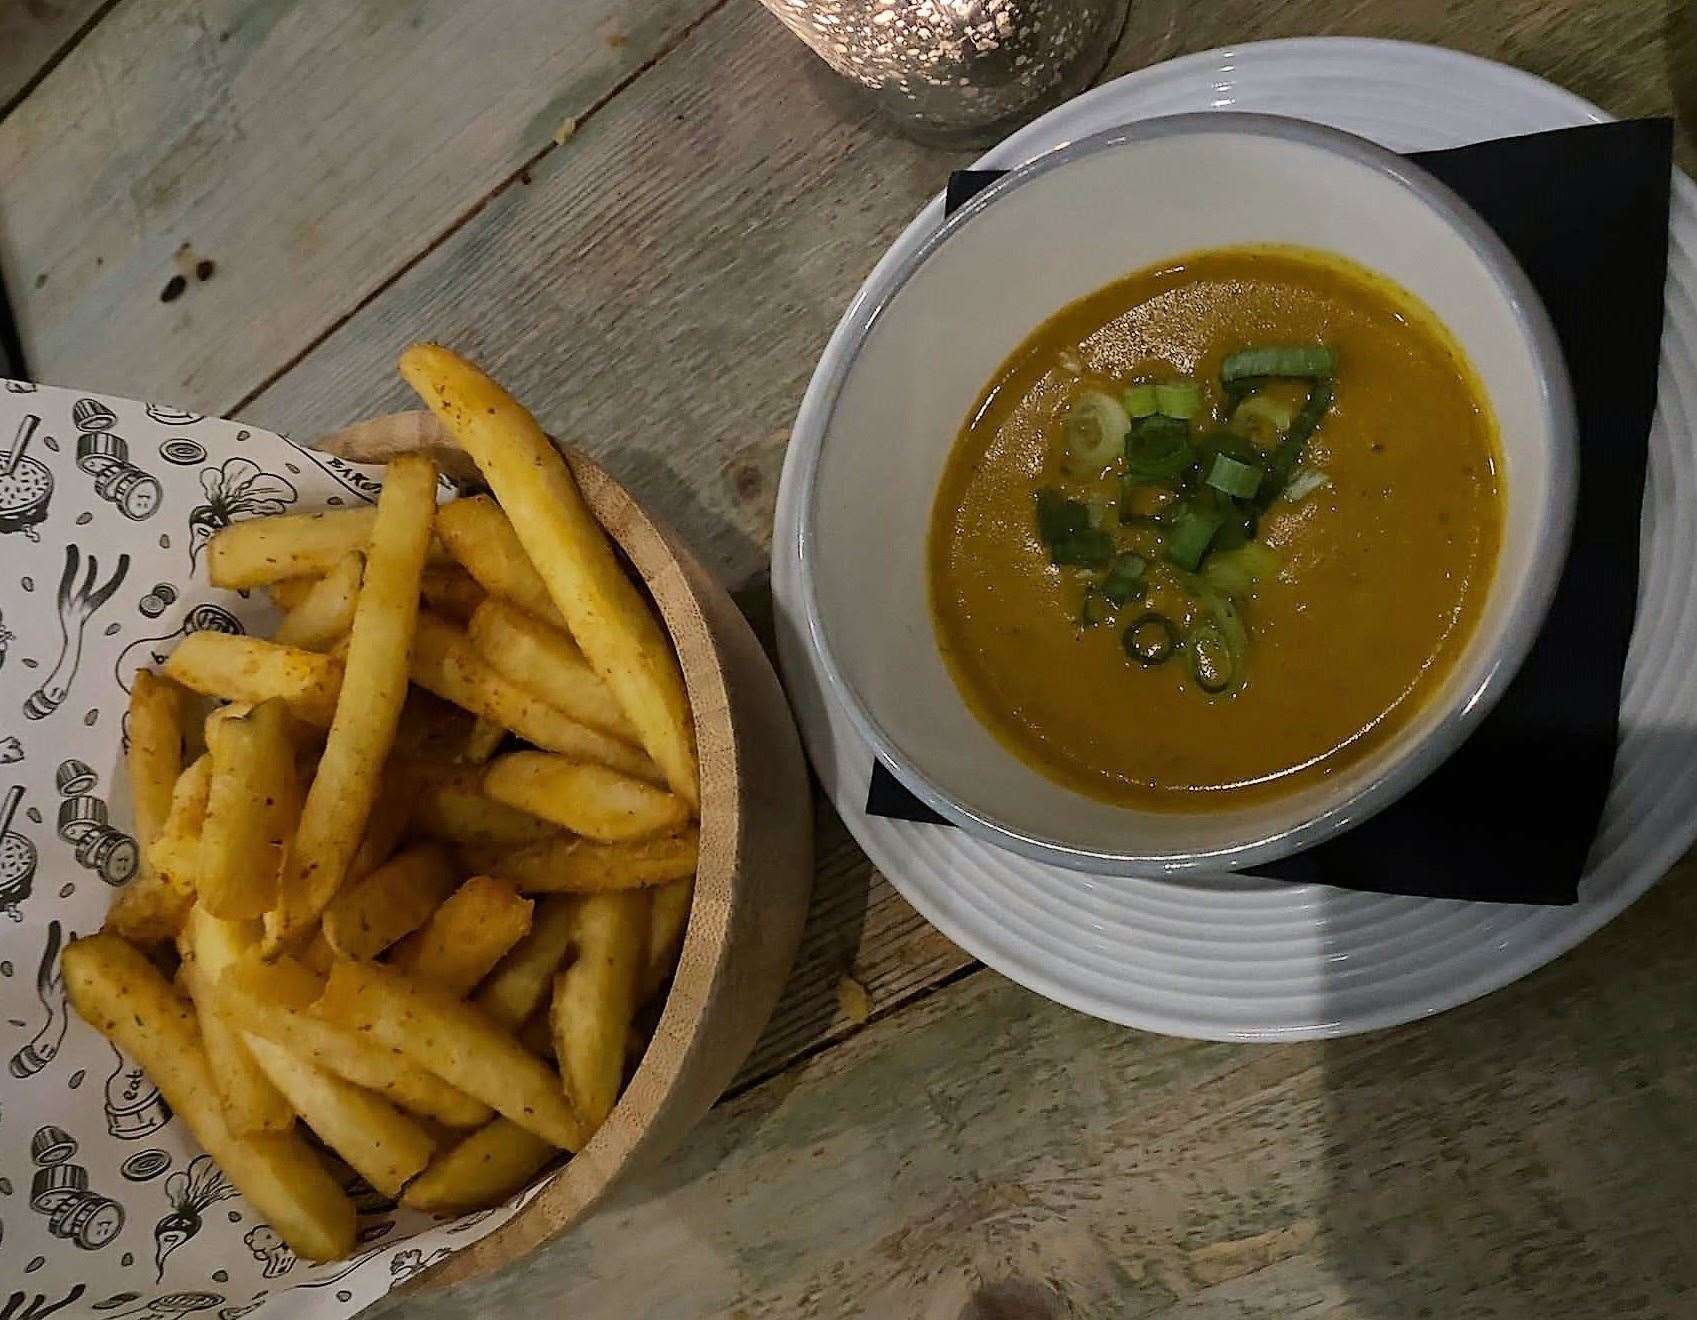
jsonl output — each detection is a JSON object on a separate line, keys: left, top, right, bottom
{"left": 1309, "top": 843, "right": 1697, "bottom": 1318}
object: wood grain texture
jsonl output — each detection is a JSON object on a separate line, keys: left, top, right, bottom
{"left": 0, "top": 0, "right": 109, "bottom": 112}
{"left": 0, "top": 0, "right": 718, "bottom": 406}
{"left": 370, "top": 852, "right": 1697, "bottom": 1318}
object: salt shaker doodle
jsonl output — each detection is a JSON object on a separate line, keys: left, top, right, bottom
{"left": 154, "top": 1154, "right": 237, "bottom": 1279}
{"left": 73, "top": 398, "right": 164, "bottom": 522}
{"left": 0, "top": 784, "right": 38, "bottom": 919}
{"left": 106, "top": 1038, "right": 172, "bottom": 1139}
{"left": 29, "top": 1122, "right": 126, "bottom": 1250}
{"left": 9, "top": 919, "right": 69, "bottom": 1077}
{"left": 24, "top": 545, "right": 131, "bottom": 720}
{"left": 187, "top": 457, "right": 297, "bottom": 568}
{"left": 0, "top": 413, "right": 54, "bottom": 540}
{"left": 56, "top": 759, "right": 139, "bottom": 885}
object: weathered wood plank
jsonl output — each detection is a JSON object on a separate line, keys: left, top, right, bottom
{"left": 0, "top": 0, "right": 718, "bottom": 407}
{"left": 0, "top": 0, "right": 108, "bottom": 114}
{"left": 372, "top": 853, "right": 1697, "bottom": 1318}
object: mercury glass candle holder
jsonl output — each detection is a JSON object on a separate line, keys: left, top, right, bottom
{"left": 762, "top": 0, "right": 1130, "bottom": 146}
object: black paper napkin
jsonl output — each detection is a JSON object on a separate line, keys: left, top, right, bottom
{"left": 867, "top": 119, "right": 1674, "bottom": 904}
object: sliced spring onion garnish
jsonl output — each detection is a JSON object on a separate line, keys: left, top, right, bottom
{"left": 1229, "top": 391, "right": 1297, "bottom": 442}
{"left": 1101, "top": 552, "right": 1148, "bottom": 606}
{"left": 1079, "top": 590, "right": 1112, "bottom": 627}
{"left": 1221, "top": 344, "right": 1337, "bottom": 382}
{"left": 1034, "top": 489, "right": 1114, "bottom": 568}
{"left": 1282, "top": 466, "right": 1332, "bottom": 502}
{"left": 1256, "top": 377, "right": 1336, "bottom": 510}
{"left": 1154, "top": 380, "right": 1202, "bottom": 420}
{"left": 1187, "top": 620, "right": 1236, "bottom": 693}
{"left": 1061, "top": 389, "right": 1131, "bottom": 474}
{"left": 1122, "top": 612, "right": 1178, "bottom": 667}
{"left": 1201, "top": 540, "right": 1281, "bottom": 596}
{"left": 1122, "top": 382, "right": 1159, "bottom": 417}
{"left": 1204, "top": 452, "right": 1264, "bottom": 499}
{"left": 1123, "top": 415, "right": 1194, "bottom": 484}
{"left": 1163, "top": 500, "right": 1225, "bottom": 571}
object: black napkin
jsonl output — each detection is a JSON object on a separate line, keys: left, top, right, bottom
{"left": 0, "top": 259, "right": 26, "bottom": 381}
{"left": 867, "top": 119, "right": 1673, "bottom": 903}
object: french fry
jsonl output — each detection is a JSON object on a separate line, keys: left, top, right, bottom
{"left": 164, "top": 632, "right": 342, "bottom": 727}
{"left": 400, "top": 344, "right": 698, "bottom": 807}
{"left": 268, "top": 455, "right": 437, "bottom": 951}
{"left": 112, "top": 754, "right": 212, "bottom": 941}
{"left": 348, "top": 771, "right": 415, "bottom": 882}
{"left": 203, "top": 701, "right": 321, "bottom": 753}
{"left": 243, "top": 1035, "right": 435, "bottom": 1199}
{"left": 419, "top": 563, "right": 486, "bottom": 624}
{"left": 267, "top": 575, "right": 319, "bottom": 612}
{"left": 401, "top": 1117, "right": 557, "bottom": 1215}
{"left": 273, "top": 550, "right": 363, "bottom": 651}
{"left": 389, "top": 876, "right": 534, "bottom": 996}
{"left": 462, "top": 717, "right": 506, "bottom": 764}
{"left": 433, "top": 494, "right": 563, "bottom": 626}
{"left": 397, "top": 1113, "right": 556, "bottom": 1214}
{"left": 551, "top": 890, "right": 647, "bottom": 1131}
{"left": 484, "top": 752, "right": 689, "bottom": 843}
{"left": 107, "top": 673, "right": 190, "bottom": 942}
{"left": 474, "top": 895, "right": 580, "bottom": 1030}
{"left": 199, "top": 699, "right": 297, "bottom": 920}
{"left": 409, "top": 764, "right": 559, "bottom": 848}
{"left": 209, "top": 507, "right": 380, "bottom": 589}
{"left": 178, "top": 906, "right": 294, "bottom": 1134}
{"left": 321, "top": 842, "right": 458, "bottom": 961}
{"left": 392, "top": 689, "right": 476, "bottom": 760}
{"left": 317, "top": 959, "right": 584, "bottom": 1150}
{"left": 221, "top": 957, "right": 492, "bottom": 1128}
{"left": 62, "top": 934, "right": 356, "bottom": 1261}
{"left": 642, "top": 876, "right": 694, "bottom": 1004}
{"left": 468, "top": 598, "right": 638, "bottom": 743}
{"left": 459, "top": 828, "right": 698, "bottom": 894}
{"left": 515, "top": 1009, "right": 555, "bottom": 1059}
{"left": 411, "top": 612, "right": 661, "bottom": 782}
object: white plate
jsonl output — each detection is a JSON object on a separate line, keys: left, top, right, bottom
{"left": 771, "top": 37, "right": 1697, "bottom": 1040}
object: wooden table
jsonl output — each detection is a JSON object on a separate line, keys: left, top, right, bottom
{"left": 6, "top": 2, "right": 1697, "bottom": 1314}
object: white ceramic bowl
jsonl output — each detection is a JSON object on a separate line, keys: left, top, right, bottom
{"left": 797, "top": 113, "right": 1577, "bottom": 877}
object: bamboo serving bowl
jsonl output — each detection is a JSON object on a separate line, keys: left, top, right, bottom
{"left": 319, "top": 412, "right": 813, "bottom": 1290}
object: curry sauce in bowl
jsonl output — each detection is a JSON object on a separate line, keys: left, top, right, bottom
{"left": 797, "top": 113, "right": 1574, "bottom": 874}
{"left": 931, "top": 246, "right": 1503, "bottom": 809}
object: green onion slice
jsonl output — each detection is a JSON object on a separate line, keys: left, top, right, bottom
{"left": 1079, "top": 591, "right": 1112, "bottom": 627}
{"left": 1034, "top": 489, "right": 1113, "bottom": 568}
{"left": 1204, "top": 452, "right": 1264, "bottom": 499}
{"left": 1101, "top": 552, "right": 1147, "bottom": 605}
{"left": 1201, "top": 541, "right": 1280, "bottom": 597}
{"left": 1123, "top": 415, "right": 1194, "bottom": 484}
{"left": 1187, "top": 620, "right": 1237, "bottom": 693}
{"left": 1221, "top": 344, "right": 1337, "bottom": 382}
{"left": 1256, "top": 377, "right": 1335, "bottom": 509}
{"left": 1229, "top": 391, "right": 1297, "bottom": 443}
{"left": 1163, "top": 500, "right": 1225, "bottom": 571}
{"left": 1122, "top": 612, "right": 1178, "bottom": 667}
{"left": 1121, "top": 382, "right": 1159, "bottom": 417}
{"left": 1061, "top": 389, "right": 1130, "bottom": 473}
{"left": 1154, "top": 380, "right": 1202, "bottom": 420}
{"left": 1282, "top": 466, "right": 1332, "bottom": 502}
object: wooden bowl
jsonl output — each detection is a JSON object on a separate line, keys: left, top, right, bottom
{"left": 319, "top": 412, "right": 813, "bottom": 1290}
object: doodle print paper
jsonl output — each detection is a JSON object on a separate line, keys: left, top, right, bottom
{"left": 0, "top": 383, "right": 557, "bottom": 1319}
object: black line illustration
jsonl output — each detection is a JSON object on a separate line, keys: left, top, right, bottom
{"left": 138, "top": 584, "right": 177, "bottom": 618}
{"left": 56, "top": 759, "right": 139, "bottom": 886}
{"left": 215, "top": 1302, "right": 265, "bottom": 1320}
{"left": 243, "top": 1225, "right": 293, "bottom": 1279}
{"left": 155, "top": 1154, "right": 236, "bottom": 1279}
{"left": 29, "top": 1118, "right": 125, "bottom": 1250}
{"left": 24, "top": 545, "right": 131, "bottom": 720}
{"left": 293, "top": 1237, "right": 389, "bottom": 1290}
{"left": 90, "top": 1293, "right": 221, "bottom": 1320}
{"left": 114, "top": 603, "right": 243, "bottom": 695}
{"left": 279, "top": 433, "right": 386, "bottom": 507}
{"left": 9, "top": 920, "right": 67, "bottom": 1076}
{"left": 0, "top": 784, "right": 38, "bottom": 920}
{"left": 445, "top": 1206, "right": 500, "bottom": 1235}
{"left": 121, "top": 1149, "right": 172, "bottom": 1183}
{"left": 389, "top": 1244, "right": 454, "bottom": 1285}
{"left": 342, "top": 1170, "right": 393, "bottom": 1216}
{"left": 145, "top": 404, "right": 204, "bottom": 427}
{"left": 0, "top": 737, "right": 20, "bottom": 764}
{"left": 158, "top": 440, "right": 206, "bottom": 467}
{"left": 187, "top": 457, "right": 297, "bottom": 568}
{"left": 4, "top": 380, "right": 40, "bottom": 393}
{"left": 0, "top": 414, "right": 53, "bottom": 540}
{"left": 0, "top": 1284, "right": 85, "bottom": 1320}
{"left": 75, "top": 400, "right": 165, "bottom": 521}
{"left": 1, "top": 605, "right": 12, "bottom": 664}
{"left": 89, "top": 1294, "right": 141, "bottom": 1311}
{"left": 106, "top": 1039, "right": 172, "bottom": 1140}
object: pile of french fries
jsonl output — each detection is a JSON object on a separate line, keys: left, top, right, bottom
{"left": 63, "top": 345, "right": 700, "bottom": 1263}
